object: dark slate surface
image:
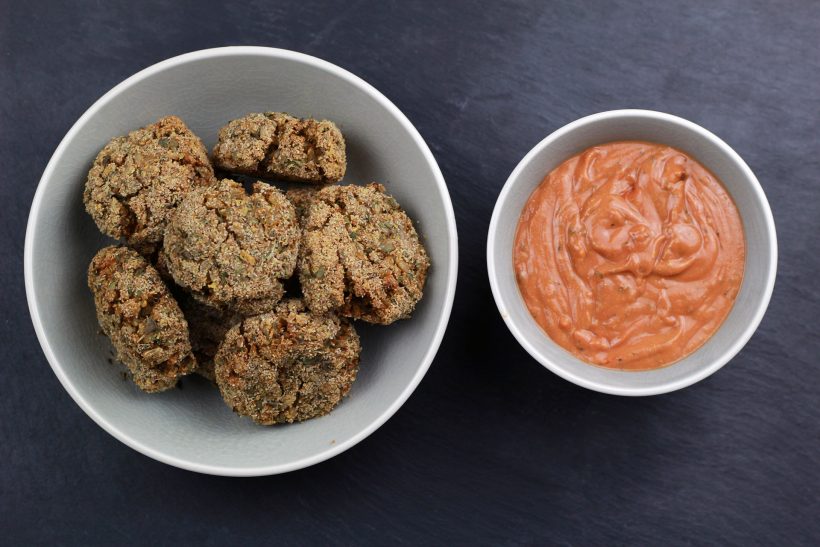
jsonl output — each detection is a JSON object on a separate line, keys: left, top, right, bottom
{"left": 2, "top": 0, "right": 818, "bottom": 544}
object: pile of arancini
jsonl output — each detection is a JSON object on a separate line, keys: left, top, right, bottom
{"left": 84, "top": 114, "right": 429, "bottom": 425}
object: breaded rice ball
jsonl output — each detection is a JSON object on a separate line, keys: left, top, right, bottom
{"left": 298, "top": 183, "right": 430, "bottom": 325}
{"left": 214, "top": 299, "right": 360, "bottom": 425}
{"left": 212, "top": 112, "right": 346, "bottom": 184}
{"left": 87, "top": 246, "right": 196, "bottom": 392}
{"left": 163, "top": 178, "right": 299, "bottom": 315}
{"left": 83, "top": 116, "right": 215, "bottom": 244}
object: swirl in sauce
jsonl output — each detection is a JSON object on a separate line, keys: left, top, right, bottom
{"left": 514, "top": 142, "right": 745, "bottom": 370}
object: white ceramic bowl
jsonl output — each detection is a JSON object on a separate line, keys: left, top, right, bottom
{"left": 487, "top": 110, "right": 776, "bottom": 395}
{"left": 25, "top": 47, "right": 457, "bottom": 475}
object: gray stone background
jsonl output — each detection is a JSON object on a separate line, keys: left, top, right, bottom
{"left": 2, "top": 0, "right": 818, "bottom": 544}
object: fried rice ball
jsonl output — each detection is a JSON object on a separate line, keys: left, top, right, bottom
{"left": 298, "top": 183, "right": 430, "bottom": 324}
{"left": 83, "top": 116, "right": 215, "bottom": 244}
{"left": 163, "top": 178, "right": 300, "bottom": 315}
{"left": 212, "top": 112, "right": 346, "bottom": 184}
{"left": 214, "top": 299, "right": 360, "bottom": 425}
{"left": 87, "top": 246, "right": 196, "bottom": 392}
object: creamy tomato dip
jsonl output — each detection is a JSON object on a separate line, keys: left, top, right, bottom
{"left": 514, "top": 142, "right": 745, "bottom": 370}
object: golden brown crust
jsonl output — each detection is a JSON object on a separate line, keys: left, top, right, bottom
{"left": 83, "top": 116, "right": 215, "bottom": 244}
{"left": 87, "top": 246, "right": 195, "bottom": 393}
{"left": 298, "top": 183, "right": 430, "bottom": 324}
{"left": 163, "top": 178, "right": 300, "bottom": 315}
{"left": 214, "top": 299, "right": 360, "bottom": 425}
{"left": 212, "top": 112, "right": 346, "bottom": 184}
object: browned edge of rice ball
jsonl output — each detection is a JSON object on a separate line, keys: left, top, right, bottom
{"left": 162, "top": 178, "right": 300, "bottom": 316}
{"left": 83, "top": 115, "right": 216, "bottom": 245}
{"left": 87, "top": 245, "right": 196, "bottom": 393}
{"left": 212, "top": 112, "right": 346, "bottom": 184}
{"left": 298, "top": 183, "right": 430, "bottom": 324}
{"left": 214, "top": 299, "right": 360, "bottom": 425}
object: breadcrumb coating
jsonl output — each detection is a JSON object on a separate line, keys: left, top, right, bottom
{"left": 215, "top": 299, "right": 360, "bottom": 425}
{"left": 212, "top": 112, "right": 345, "bottom": 184}
{"left": 84, "top": 116, "right": 215, "bottom": 244}
{"left": 87, "top": 246, "right": 195, "bottom": 392}
{"left": 299, "top": 183, "right": 430, "bottom": 324}
{"left": 163, "top": 178, "right": 299, "bottom": 315}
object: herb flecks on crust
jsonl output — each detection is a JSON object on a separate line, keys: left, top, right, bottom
{"left": 84, "top": 116, "right": 215, "bottom": 244}
{"left": 88, "top": 246, "right": 195, "bottom": 393}
{"left": 212, "top": 112, "right": 346, "bottom": 184}
{"left": 299, "top": 183, "right": 430, "bottom": 325}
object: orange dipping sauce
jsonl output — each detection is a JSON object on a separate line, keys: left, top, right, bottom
{"left": 514, "top": 142, "right": 745, "bottom": 370}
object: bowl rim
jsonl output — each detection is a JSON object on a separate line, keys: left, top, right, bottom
{"left": 487, "top": 109, "right": 777, "bottom": 396}
{"left": 24, "top": 46, "right": 459, "bottom": 476}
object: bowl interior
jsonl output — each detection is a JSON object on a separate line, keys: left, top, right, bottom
{"left": 27, "top": 49, "right": 455, "bottom": 474}
{"left": 489, "top": 111, "right": 775, "bottom": 395}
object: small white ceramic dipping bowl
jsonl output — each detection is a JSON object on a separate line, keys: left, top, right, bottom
{"left": 487, "top": 110, "right": 776, "bottom": 395}
{"left": 25, "top": 47, "right": 458, "bottom": 475}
